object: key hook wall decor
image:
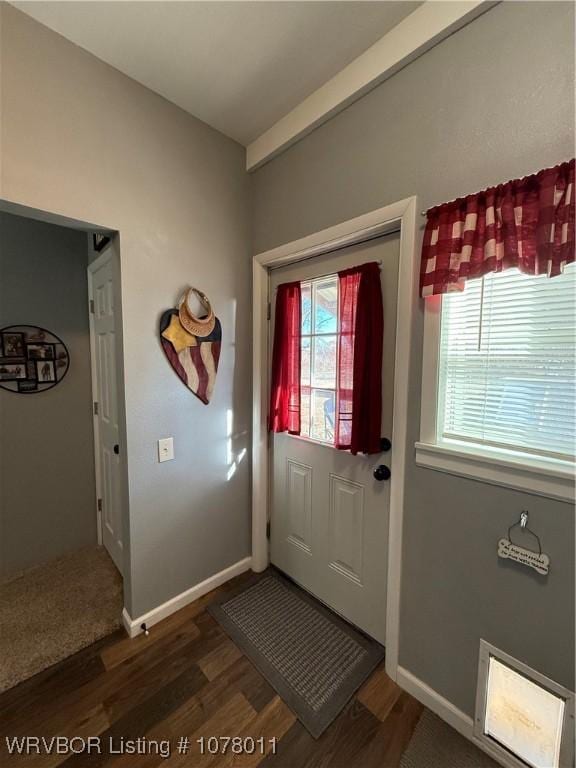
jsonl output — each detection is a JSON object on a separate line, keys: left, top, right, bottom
{"left": 0, "top": 325, "right": 70, "bottom": 394}
{"left": 159, "top": 287, "right": 221, "bottom": 404}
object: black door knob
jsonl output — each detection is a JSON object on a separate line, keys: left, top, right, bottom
{"left": 113, "top": 444, "right": 119, "bottom": 455}
{"left": 380, "top": 437, "right": 392, "bottom": 452}
{"left": 373, "top": 464, "right": 391, "bottom": 481}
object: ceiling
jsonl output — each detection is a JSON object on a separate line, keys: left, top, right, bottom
{"left": 12, "top": 1, "right": 422, "bottom": 146}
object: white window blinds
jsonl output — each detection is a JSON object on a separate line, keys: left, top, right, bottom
{"left": 438, "top": 264, "right": 576, "bottom": 462}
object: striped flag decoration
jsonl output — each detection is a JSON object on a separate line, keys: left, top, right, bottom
{"left": 160, "top": 309, "right": 221, "bottom": 404}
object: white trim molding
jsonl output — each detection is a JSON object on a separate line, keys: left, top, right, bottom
{"left": 415, "top": 441, "right": 575, "bottom": 503}
{"left": 397, "top": 666, "right": 474, "bottom": 740}
{"left": 246, "top": 1, "right": 497, "bottom": 170}
{"left": 252, "top": 196, "right": 419, "bottom": 682}
{"left": 122, "top": 557, "right": 252, "bottom": 638}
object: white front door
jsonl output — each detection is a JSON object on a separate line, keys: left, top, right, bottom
{"left": 88, "top": 245, "right": 123, "bottom": 573}
{"left": 270, "top": 233, "right": 399, "bottom": 644}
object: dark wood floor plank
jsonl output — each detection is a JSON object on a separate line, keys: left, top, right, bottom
{"left": 0, "top": 621, "right": 205, "bottom": 737}
{"left": 0, "top": 631, "right": 119, "bottom": 718}
{"left": 98, "top": 656, "right": 276, "bottom": 768}
{"left": 232, "top": 661, "right": 276, "bottom": 715}
{"left": 354, "top": 692, "right": 423, "bottom": 768}
{"left": 61, "top": 665, "right": 208, "bottom": 768}
{"left": 167, "top": 692, "right": 257, "bottom": 768}
{"left": 261, "top": 699, "right": 381, "bottom": 768}
{"left": 103, "top": 632, "right": 204, "bottom": 724}
{"left": 224, "top": 695, "right": 296, "bottom": 768}
{"left": 100, "top": 612, "right": 200, "bottom": 671}
{"left": 198, "top": 640, "right": 243, "bottom": 681}
{"left": 1, "top": 703, "right": 110, "bottom": 768}
{"left": 101, "top": 614, "right": 232, "bottom": 726}
{"left": 356, "top": 664, "right": 403, "bottom": 722}
{"left": 1, "top": 572, "right": 427, "bottom": 768}
{"left": 99, "top": 570, "right": 249, "bottom": 672}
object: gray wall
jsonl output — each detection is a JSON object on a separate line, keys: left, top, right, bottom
{"left": 0, "top": 4, "right": 251, "bottom": 616}
{"left": 252, "top": 1, "right": 575, "bottom": 715}
{"left": 0, "top": 212, "right": 97, "bottom": 576}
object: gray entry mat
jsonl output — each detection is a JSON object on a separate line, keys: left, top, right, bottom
{"left": 208, "top": 570, "right": 385, "bottom": 738}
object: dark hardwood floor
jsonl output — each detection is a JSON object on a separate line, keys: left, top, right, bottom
{"left": 0, "top": 572, "right": 422, "bottom": 767}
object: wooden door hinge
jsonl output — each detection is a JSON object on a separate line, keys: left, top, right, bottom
{"left": 97, "top": 498, "right": 103, "bottom": 512}
{"left": 89, "top": 299, "right": 95, "bottom": 314}
{"left": 266, "top": 521, "right": 271, "bottom": 539}
{"left": 267, "top": 302, "right": 271, "bottom": 321}
{"left": 93, "top": 401, "right": 99, "bottom": 415}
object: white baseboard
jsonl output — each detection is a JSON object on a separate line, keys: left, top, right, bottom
{"left": 121, "top": 607, "right": 133, "bottom": 637}
{"left": 122, "top": 556, "right": 252, "bottom": 638}
{"left": 397, "top": 665, "right": 474, "bottom": 739}
{"left": 396, "top": 666, "right": 515, "bottom": 768}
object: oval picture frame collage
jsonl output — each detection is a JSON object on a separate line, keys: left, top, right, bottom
{"left": 0, "top": 325, "right": 70, "bottom": 394}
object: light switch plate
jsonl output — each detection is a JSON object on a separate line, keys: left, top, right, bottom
{"left": 158, "top": 437, "right": 174, "bottom": 463}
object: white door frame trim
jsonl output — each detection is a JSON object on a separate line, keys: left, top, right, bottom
{"left": 252, "top": 196, "right": 419, "bottom": 680}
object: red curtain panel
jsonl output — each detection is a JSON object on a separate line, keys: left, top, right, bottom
{"left": 269, "top": 281, "right": 301, "bottom": 434}
{"left": 420, "top": 158, "right": 575, "bottom": 297}
{"left": 336, "top": 262, "right": 383, "bottom": 455}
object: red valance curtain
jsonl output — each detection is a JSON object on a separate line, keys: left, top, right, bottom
{"left": 420, "top": 159, "right": 575, "bottom": 297}
{"left": 336, "top": 262, "right": 383, "bottom": 455}
{"left": 269, "top": 281, "right": 301, "bottom": 434}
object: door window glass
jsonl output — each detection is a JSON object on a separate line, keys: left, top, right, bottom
{"left": 300, "top": 275, "right": 338, "bottom": 443}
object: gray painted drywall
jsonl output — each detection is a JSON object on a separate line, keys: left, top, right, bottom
{"left": 0, "top": 4, "right": 251, "bottom": 616}
{"left": 252, "top": 1, "right": 575, "bottom": 716}
{"left": 0, "top": 212, "right": 97, "bottom": 576}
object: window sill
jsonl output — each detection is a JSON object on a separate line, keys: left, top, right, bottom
{"left": 415, "top": 441, "right": 575, "bottom": 503}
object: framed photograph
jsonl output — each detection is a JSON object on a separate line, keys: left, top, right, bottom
{"left": 36, "top": 359, "right": 56, "bottom": 383}
{"left": 0, "top": 362, "right": 27, "bottom": 380}
{"left": 0, "top": 325, "right": 69, "bottom": 394}
{"left": 26, "top": 328, "right": 46, "bottom": 342}
{"left": 26, "top": 343, "right": 55, "bottom": 360}
{"left": 2, "top": 332, "right": 25, "bottom": 357}
{"left": 18, "top": 379, "right": 38, "bottom": 393}
{"left": 55, "top": 358, "right": 68, "bottom": 380}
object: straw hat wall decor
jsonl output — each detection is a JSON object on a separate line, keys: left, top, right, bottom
{"left": 159, "top": 287, "right": 221, "bottom": 404}
{"left": 178, "top": 288, "right": 216, "bottom": 337}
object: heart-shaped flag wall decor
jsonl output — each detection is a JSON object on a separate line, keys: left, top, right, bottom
{"left": 159, "top": 289, "right": 222, "bottom": 404}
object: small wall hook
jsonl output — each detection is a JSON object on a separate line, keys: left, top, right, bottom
{"left": 520, "top": 510, "right": 529, "bottom": 529}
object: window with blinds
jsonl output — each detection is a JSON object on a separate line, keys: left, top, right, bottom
{"left": 438, "top": 264, "right": 576, "bottom": 462}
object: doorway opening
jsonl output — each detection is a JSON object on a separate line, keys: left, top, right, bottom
{"left": 268, "top": 233, "right": 399, "bottom": 644}
{"left": 0, "top": 200, "right": 129, "bottom": 692}
{"left": 252, "top": 197, "right": 419, "bottom": 681}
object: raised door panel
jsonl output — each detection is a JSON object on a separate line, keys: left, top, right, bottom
{"left": 328, "top": 474, "right": 364, "bottom": 586}
{"left": 286, "top": 459, "right": 313, "bottom": 554}
{"left": 97, "top": 333, "right": 110, "bottom": 423}
{"left": 95, "top": 276, "right": 114, "bottom": 320}
{"left": 102, "top": 446, "right": 114, "bottom": 536}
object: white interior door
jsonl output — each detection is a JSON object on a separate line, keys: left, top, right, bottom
{"left": 88, "top": 245, "right": 123, "bottom": 574}
{"left": 270, "top": 233, "right": 399, "bottom": 644}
